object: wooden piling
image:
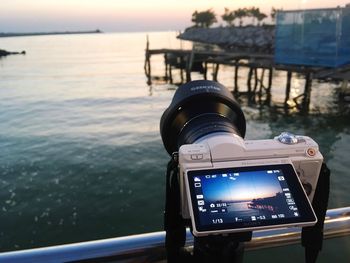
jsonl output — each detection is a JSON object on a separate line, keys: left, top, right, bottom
{"left": 285, "top": 71, "right": 292, "bottom": 105}
{"left": 247, "top": 67, "right": 254, "bottom": 94}
{"left": 144, "top": 43, "right": 349, "bottom": 112}
{"left": 267, "top": 68, "right": 273, "bottom": 93}
{"left": 203, "top": 62, "right": 208, "bottom": 80}
{"left": 234, "top": 63, "right": 239, "bottom": 93}
{"left": 253, "top": 68, "right": 259, "bottom": 93}
{"left": 213, "top": 63, "right": 220, "bottom": 81}
{"left": 186, "top": 50, "right": 195, "bottom": 82}
{"left": 302, "top": 72, "right": 313, "bottom": 113}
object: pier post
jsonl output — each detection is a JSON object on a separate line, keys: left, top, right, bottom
{"left": 164, "top": 54, "right": 168, "bottom": 80}
{"left": 144, "top": 35, "right": 152, "bottom": 85}
{"left": 258, "top": 68, "right": 265, "bottom": 95}
{"left": 302, "top": 72, "right": 313, "bottom": 113}
{"left": 253, "top": 68, "right": 259, "bottom": 93}
{"left": 285, "top": 71, "right": 292, "bottom": 105}
{"left": 186, "top": 50, "right": 195, "bottom": 82}
{"left": 168, "top": 63, "right": 173, "bottom": 84}
{"left": 234, "top": 62, "right": 239, "bottom": 94}
{"left": 204, "top": 62, "right": 208, "bottom": 80}
{"left": 267, "top": 68, "right": 273, "bottom": 93}
{"left": 180, "top": 56, "right": 184, "bottom": 83}
{"left": 247, "top": 67, "right": 254, "bottom": 94}
{"left": 213, "top": 63, "right": 220, "bottom": 81}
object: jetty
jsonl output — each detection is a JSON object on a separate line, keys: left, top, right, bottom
{"left": 144, "top": 44, "right": 350, "bottom": 112}
{"left": 145, "top": 6, "right": 350, "bottom": 113}
{"left": 0, "top": 29, "right": 102, "bottom": 38}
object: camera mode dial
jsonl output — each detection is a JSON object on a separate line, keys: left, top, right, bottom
{"left": 277, "top": 132, "right": 300, "bottom": 145}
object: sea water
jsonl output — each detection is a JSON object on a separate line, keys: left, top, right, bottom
{"left": 0, "top": 32, "right": 349, "bottom": 262}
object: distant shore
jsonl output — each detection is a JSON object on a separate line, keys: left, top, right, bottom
{"left": 0, "top": 29, "right": 103, "bottom": 38}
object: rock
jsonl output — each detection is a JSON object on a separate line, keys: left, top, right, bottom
{"left": 178, "top": 26, "right": 275, "bottom": 54}
{"left": 0, "top": 49, "right": 26, "bottom": 57}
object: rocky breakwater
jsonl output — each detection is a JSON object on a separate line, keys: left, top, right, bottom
{"left": 178, "top": 25, "right": 275, "bottom": 54}
{"left": 0, "top": 49, "right": 26, "bottom": 57}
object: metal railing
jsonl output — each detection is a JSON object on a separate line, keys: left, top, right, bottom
{"left": 1, "top": 207, "right": 350, "bottom": 263}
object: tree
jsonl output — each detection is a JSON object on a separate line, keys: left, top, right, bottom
{"left": 222, "top": 8, "right": 236, "bottom": 27}
{"left": 245, "top": 7, "right": 267, "bottom": 26}
{"left": 257, "top": 12, "right": 268, "bottom": 26}
{"left": 234, "top": 8, "right": 248, "bottom": 27}
{"left": 191, "top": 9, "right": 217, "bottom": 28}
{"left": 271, "top": 7, "right": 283, "bottom": 23}
{"left": 247, "top": 7, "right": 260, "bottom": 25}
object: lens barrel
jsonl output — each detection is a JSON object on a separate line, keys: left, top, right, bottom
{"left": 160, "top": 80, "right": 246, "bottom": 155}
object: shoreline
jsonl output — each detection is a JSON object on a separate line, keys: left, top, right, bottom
{"left": 0, "top": 29, "right": 102, "bottom": 38}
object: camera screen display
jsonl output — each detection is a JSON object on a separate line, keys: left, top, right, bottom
{"left": 187, "top": 164, "right": 316, "bottom": 234}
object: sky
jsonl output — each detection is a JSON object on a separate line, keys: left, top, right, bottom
{"left": 201, "top": 171, "right": 282, "bottom": 202}
{"left": 0, "top": 0, "right": 349, "bottom": 32}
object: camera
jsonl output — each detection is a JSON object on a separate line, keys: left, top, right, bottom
{"left": 160, "top": 80, "right": 322, "bottom": 237}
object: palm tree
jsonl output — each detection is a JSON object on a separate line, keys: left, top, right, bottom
{"left": 247, "top": 7, "right": 260, "bottom": 26}
{"left": 257, "top": 12, "right": 268, "bottom": 26}
{"left": 271, "top": 7, "right": 283, "bottom": 23}
{"left": 222, "top": 8, "right": 236, "bottom": 27}
{"left": 192, "top": 9, "right": 217, "bottom": 28}
{"left": 234, "top": 8, "right": 248, "bottom": 27}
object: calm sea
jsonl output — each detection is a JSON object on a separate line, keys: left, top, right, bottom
{"left": 0, "top": 32, "right": 349, "bottom": 262}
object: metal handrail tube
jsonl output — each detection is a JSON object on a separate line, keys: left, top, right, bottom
{"left": 1, "top": 207, "right": 350, "bottom": 263}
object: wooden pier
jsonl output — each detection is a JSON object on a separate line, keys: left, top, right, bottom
{"left": 144, "top": 42, "right": 350, "bottom": 113}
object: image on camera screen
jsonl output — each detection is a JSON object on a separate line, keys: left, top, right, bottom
{"left": 187, "top": 164, "right": 316, "bottom": 233}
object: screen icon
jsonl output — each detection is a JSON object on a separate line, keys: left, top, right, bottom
{"left": 294, "top": 212, "right": 299, "bottom": 217}
{"left": 211, "top": 175, "right": 217, "bottom": 178}
{"left": 194, "top": 183, "right": 201, "bottom": 187}
{"left": 196, "top": 195, "right": 203, "bottom": 199}
{"left": 199, "top": 207, "right": 207, "bottom": 212}
{"left": 198, "top": 200, "right": 204, "bottom": 205}
{"left": 286, "top": 199, "right": 295, "bottom": 205}
{"left": 278, "top": 176, "right": 285, "bottom": 181}
{"left": 267, "top": 170, "right": 273, "bottom": 174}
{"left": 289, "top": 206, "right": 298, "bottom": 211}
{"left": 284, "top": 193, "right": 291, "bottom": 198}
{"left": 222, "top": 174, "right": 227, "bottom": 177}
{"left": 194, "top": 177, "right": 201, "bottom": 182}
{"left": 233, "top": 173, "right": 239, "bottom": 176}
{"left": 210, "top": 203, "right": 215, "bottom": 208}
{"left": 205, "top": 175, "right": 210, "bottom": 179}
{"left": 271, "top": 215, "right": 278, "bottom": 219}
{"left": 251, "top": 216, "right": 256, "bottom": 221}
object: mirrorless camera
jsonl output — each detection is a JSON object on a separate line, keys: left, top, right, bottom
{"left": 160, "top": 80, "right": 322, "bottom": 237}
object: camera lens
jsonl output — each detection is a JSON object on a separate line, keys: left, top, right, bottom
{"left": 160, "top": 80, "right": 246, "bottom": 155}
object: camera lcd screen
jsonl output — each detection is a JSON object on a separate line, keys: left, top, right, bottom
{"left": 187, "top": 164, "right": 316, "bottom": 234}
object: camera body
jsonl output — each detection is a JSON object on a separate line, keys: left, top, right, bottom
{"left": 160, "top": 80, "right": 323, "bottom": 237}
{"left": 179, "top": 132, "right": 323, "bottom": 219}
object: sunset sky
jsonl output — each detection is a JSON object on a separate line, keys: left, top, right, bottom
{"left": 0, "top": 0, "right": 348, "bottom": 32}
{"left": 201, "top": 171, "right": 282, "bottom": 202}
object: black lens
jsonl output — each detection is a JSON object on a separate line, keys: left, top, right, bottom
{"left": 160, "top": 80, "right": 246, "bottom": 155}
